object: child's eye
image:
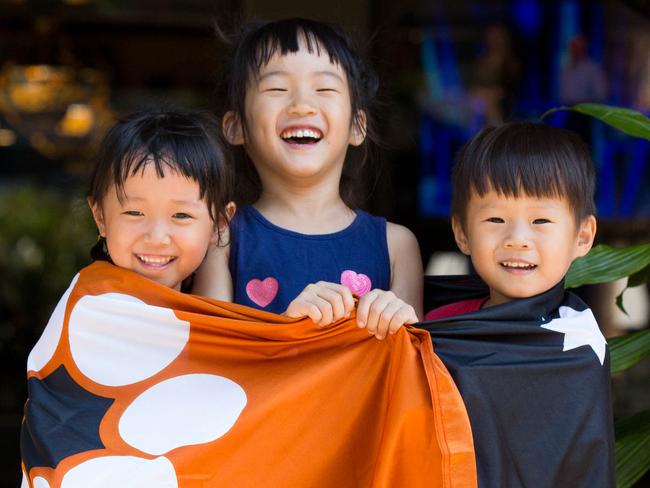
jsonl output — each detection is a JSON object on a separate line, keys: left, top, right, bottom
{"left": 265, "top": 88, "right": 287, "bottom": 92}
{"left": 316, "top": 88, "right": 338, "bottom": 93}
{"left": 533, "top": 218, "right": 552, "bottom": 224}
{"left": 173, "top": 212, "right": 194, "bottom": 220}
{"left": 486, "top": 217, "right": 504, "bottom": 223}
{"left": 123, "top": 210, "right": 143, "bottom": 217}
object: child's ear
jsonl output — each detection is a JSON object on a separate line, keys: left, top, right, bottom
{"left": 88, "top": 197, "right": 107, "bottom": 237}
{"left": 220, "top": 201, "right": 236, "bottom": 232}
{"left": 211, "top": 201, "right": 237, "bottom": 245}
{"left": 222, "top": 111, "right": 245, "bottom": 146}
{"left": 451, "top": 216, "right": 471, "bottom": 255}
{"left": 574, "top": 215, "right": 597, "bottom": 258}
{"left": 349, "top": 110, "right": 367, "bottom": 147}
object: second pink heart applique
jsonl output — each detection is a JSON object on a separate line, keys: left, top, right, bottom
{"left": 340, "top": 270, "right": 372, "bottom": 296}
{"left": 245, "top": 277, "right": 279, "bottom": 307}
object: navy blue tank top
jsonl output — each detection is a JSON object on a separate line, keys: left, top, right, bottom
{"left": 230, "top": 206, "right": 391, "bottom": 313}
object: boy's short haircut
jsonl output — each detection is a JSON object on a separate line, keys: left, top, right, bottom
{"left": 451, "top": 122, "right": 596, "bottom": 227}
{"left": 89, "top": 109, "right": 233, "bottom": 224}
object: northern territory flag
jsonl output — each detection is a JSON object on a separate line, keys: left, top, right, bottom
{"left": 419, "top": 275, "right": 615, "bottom": 488}
{"left": 20, "top": 261, "right": 476, "bottom": 488}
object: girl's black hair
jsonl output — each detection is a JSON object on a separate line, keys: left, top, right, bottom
{"left": 452, "top": 121, "right": 596, "bottom": 227}
{"left": 217, "top": 17, "right": 380, "bottom": 207}
{"left": 88, "top": 108, "right": 233, "bottom": 259}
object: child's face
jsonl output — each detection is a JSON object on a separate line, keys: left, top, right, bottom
{"left": 452, "top": 190, "right": 596, "bottom": 307}
{"left": 90, "top": 164, "right": 219, "bottom": 290}
{"left": 225, "top": 39, "right": 365, "bottom": 188}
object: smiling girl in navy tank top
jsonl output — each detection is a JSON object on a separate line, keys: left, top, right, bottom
{"left": 194, "top": 18, "right": 423, "bottom": 339}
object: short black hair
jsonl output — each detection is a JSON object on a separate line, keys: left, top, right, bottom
{"left": 217, "top": 17, "right": 380, "bottom": 206}
{"left": 451, "top": 122, "right": 596, "bottom": 227}
{"left": 88, "top": 109, "right": 233, "bottom": 255}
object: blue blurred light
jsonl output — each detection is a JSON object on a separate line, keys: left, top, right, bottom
{"left": 512, "top": 0, "right": 541, "bottom": 36}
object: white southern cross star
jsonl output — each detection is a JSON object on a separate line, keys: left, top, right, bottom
{"left": 541, "top": 306, "right": 607, "bottom": 365}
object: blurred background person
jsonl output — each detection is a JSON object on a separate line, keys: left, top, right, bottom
{"left": 559, "top": 34, "right": 607, "bottom": 143}
{"left": 470, "top": 22, "right": 521, "bottom": 124}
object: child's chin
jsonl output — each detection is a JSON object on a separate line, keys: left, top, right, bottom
{"left": 134, "top": 271, "right": 181, "bottom": 290}
{"left": 492, "top": 287, "right": 545, "bottom": 304}
{"left": 509, "top": 287, "right": 550, "bottom": 300}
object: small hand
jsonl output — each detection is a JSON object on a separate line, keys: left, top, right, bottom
{"left": 356, "top": 290, "right": 418, "bottom": 340}
{"left": 284, "top": 281, "right": 355, "bottom": 327}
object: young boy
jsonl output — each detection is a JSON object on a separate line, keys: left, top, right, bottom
{"left": 420, "top": 122, "right": 614, "bottom": 488}
{"left": 426, "top": 121, "right": 597, "bottom": 318}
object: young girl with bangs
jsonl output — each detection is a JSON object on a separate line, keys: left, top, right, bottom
{"left": 194, "top": 18, "right": 423, "bottom": 339}
{"left": 88, "top": 109, "right": 234, "bottom": 291}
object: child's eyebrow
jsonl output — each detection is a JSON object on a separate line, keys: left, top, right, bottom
{"left": 120, "top": 194, "right": 201, "bottom": 207}
{"left": 121, "top": 194, "right": 144, "bottom": 202}
{"left": 258, "top": 70, "right": 289, "bottom": 81}
{"left": 476, "top": 202, "right": 502, "bottom": 210}
{"left": 258, "top": 70, "right": 344, "bottom": 83}
{"left": 314, "top": 71, "right": 345, "bottom": 83}
{"left": 171, "top": 199, "right": 203, "bottom": 207}
{"left": 476, "top": 201, "right": 564, "bottom": 212}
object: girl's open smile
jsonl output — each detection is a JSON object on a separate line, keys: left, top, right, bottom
{"left": 280, "top": 125, "right": 323, "bottom": 146}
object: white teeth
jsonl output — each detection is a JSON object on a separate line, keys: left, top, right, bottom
{"left": 280, "top": 129, "right": 322, "bottom": 139}
{"left": 502, "top": 261, "right": 535, "bottom": 268}
{"left": 138, "top": 255, "right": 173, "bottom": 265}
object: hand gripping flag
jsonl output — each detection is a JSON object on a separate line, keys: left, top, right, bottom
{"left": 418, "top": 276, "right": 615, "bottom": 488}
{"left": 20, "top": 261, "right": 476, "bottom": 488}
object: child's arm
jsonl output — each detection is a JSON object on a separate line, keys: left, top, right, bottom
{"left": 386, "top": 222, "right": 424, "bottom": 318}
{"left": 192, "top": 243, "right": 233, "bottom": 301}
{"left": 355, "top": 223, "right": 423, "bottom": 339}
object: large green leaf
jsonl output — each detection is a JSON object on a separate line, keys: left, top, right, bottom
{"left": 566, "top": 243, "right": 650, "bottom": 288}
{"left": 542, "top": 103, "right": 650, "bottom": 141}
{"left": 615, "top": 409, "right": 650, "bottom": 488}
{"left": 609, "top": 329, "right": 650, "bottom": 374}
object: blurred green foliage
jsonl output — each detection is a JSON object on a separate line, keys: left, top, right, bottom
{"left": 0, "top": 184, "right": 96, "bottom": 342}
{"left": 0, "top": 183, "right": 97, "bottom": 483}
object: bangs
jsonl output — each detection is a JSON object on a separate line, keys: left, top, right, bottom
{"left": 469, "top": 150, "right": 569, "bottom": 203}
{"left": 113, "top": 152, "right": 196, "bottom": 202}
{"left": 452, "top": 122, "right": 595, "bottom": 224}
{"left": 250, "top": 29, "right": 332, "bottom": 76}
{"left": 111, "top": 124, "right": 217, "bottom": 206}
{"left": 90, "top": 110, "right": 229, "bottom": 223}
{"left": 242, "top": 19, "right": 354, "bottom": 82}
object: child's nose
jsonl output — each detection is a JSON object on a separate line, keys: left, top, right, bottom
{"left": 287, "top": 90, "right": 317, "bottom": 116}
{"left": 145, "top": 220, "right": 172, "bottom": 245}
{"left": 503, "top": 223, "right": 532, "bottom": 249}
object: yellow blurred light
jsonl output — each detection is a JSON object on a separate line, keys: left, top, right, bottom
{"left": 58, "top": 104, "right": 95, "bottom": 137}
{"left": 24, "top": 65, "right": 53, "bottom": 82}
{"left": 0, "top": 128, "right": 16, "bottom": 146}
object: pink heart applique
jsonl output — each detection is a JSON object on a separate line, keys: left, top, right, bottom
{"left": 246, "top": 277, "right": 279, "bottom": 307}
{"left": 340, "top": 270, "right": 372, "bottom": 296}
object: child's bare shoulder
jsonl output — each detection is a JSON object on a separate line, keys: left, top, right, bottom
{"left": 386, "top": 222, "right": 419, "bottom": 253}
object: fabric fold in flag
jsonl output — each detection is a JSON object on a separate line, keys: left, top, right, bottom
{"left": 419, "top": 276, "right": 615, "bottom": 488}
{"left": 21, "top": 261, "right": 476, "bottom": 488}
